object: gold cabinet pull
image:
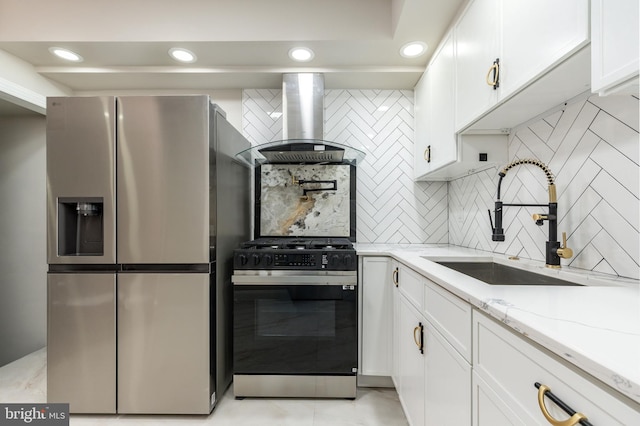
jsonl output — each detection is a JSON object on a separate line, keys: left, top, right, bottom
{"left": 537, "top": 384, "right": 587, "bottom": 426}
{"left": 392, "top": 267, "right": 398, "bottom": 287}
{"left": 413, "top": 323, "right": 424, "bottom": 354}
{"left": 486, "top": 58, "right": 500, "bottom": 89}
{"left": 424, "top": 145, "right": 431, "bottom": 163}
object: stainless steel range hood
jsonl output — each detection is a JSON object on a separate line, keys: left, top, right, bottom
{"left": 283, "top": 73, "right": 324, "bottom": 140}
{"left": 235, "top": 73, "right": 365, "bottom": 166}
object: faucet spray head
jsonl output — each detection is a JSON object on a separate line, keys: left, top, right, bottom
{"left": 500, "top": 158, "right": 555, "bottom": 186}
{"left": 499, "top": 158, "right": 557, "bottom": 202}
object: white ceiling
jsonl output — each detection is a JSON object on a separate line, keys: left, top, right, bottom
{"left": 0, "top": 0, "right": 466, "bottom": 92}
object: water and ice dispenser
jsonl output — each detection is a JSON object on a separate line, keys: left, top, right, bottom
{"left": 57, "top": 198, "right": 104, "bottom": 256}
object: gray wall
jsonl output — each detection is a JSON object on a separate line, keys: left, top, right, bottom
{"left": 0, "top": 114, "right": 47, "bottom": 367}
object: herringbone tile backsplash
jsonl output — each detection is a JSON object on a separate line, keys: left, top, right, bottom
{"left": 449, "top": 94, "right": 639, "bottom": 279}
{"left": 243, "top": 90, "right": 639, "bottom": 279}
{"left": 243, "top": 89, "right": 448, "bottom": 244}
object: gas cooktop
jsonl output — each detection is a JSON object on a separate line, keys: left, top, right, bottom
{"left": 234, "top": 237, "right": 356, "bottom": 270}
{"left": 240, "top": 237, "right": 354, "bottom": 251}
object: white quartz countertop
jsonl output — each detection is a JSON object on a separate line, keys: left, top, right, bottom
{"left": 356, "top": 244, "right": 640, "bottom": 404}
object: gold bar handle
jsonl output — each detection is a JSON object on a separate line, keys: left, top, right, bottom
{"left": 486, "top": 64, "right": 498, "bottom": 86}
{"left": 557, "top": 232, "right": 573, "bottom": 259}
{"left": 413, "top": 326, "right": 420, "bottom": 348}
{"left": 413, "top": 323, "right": 424, "bottom": 354}
{"left": 537, "top": 384, "right": 587, "bottom": 426}
{"left": 424, "top": 145, "right": 431, "bottom": 163}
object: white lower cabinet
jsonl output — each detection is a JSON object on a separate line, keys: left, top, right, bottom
{"left": 397, "top": 294, "right": 426, "bottom": 426}
{"left": 363, "top": 257, "right": 640, "bottom": 426}
{"left": 424, "top": 323, "right": 471, "bottom": 425}
{"left": 392, "top": 263, "right": 472, "bottom": 426}
{"left": 473, "top": 372, "right": 525, "bottom": 425}
{"left": 359, "top": 256, "right": 394, "bottom": 377}
{"left": 473, "top": 310, "right": 640, "bottom": 425}
{"left": 391, "top": 260, "right": 401, "bottom": 388}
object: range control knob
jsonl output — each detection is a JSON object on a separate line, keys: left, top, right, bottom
{"left": 251, "top": 254, "right": 261, "bottom": 266}
{"left": 343, "top": 254, "right": 354, "bottom": 269}
{"left": 238, "top": 254, "right": 248, "bottom": 266}
{"left": 329, "top": 254, "right": 341, "bottom": 268}
{"left": 263, "top": 254, "right": 273, "bottom": 266}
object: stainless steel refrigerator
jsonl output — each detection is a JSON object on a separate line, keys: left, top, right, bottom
{"left": 46, "top": 96, "right": 250, "bottom": 414}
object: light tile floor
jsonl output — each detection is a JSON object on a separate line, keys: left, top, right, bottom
{"left": 0, "top": 348, "right": 408, "bottom": 425}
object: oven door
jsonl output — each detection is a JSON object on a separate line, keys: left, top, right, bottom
{"left": 233, "top": 271, "right": 357, "bottom": 376}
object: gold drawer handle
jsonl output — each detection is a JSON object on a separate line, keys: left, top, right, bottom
{"left": 392, "top": 267, "right": 398, "bottom": 287}
{"left": 413, "top": 326, "right": 421, "bottom": 348}
{"left": 413, "top": 323, "right": 424, "bottom": 354}
{"left": 424, "top": 145, "right": 431, "bottom": 163}
{"left": 537, "top": 384, "right": 587, "bottom": 426}
{"left": 486, "top": 58, "right": 500, "bottom": 89}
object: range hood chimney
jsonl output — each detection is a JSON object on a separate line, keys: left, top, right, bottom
{"left": 282, "top": 73, "right": 324, "bottom": 140}
{"left": 236, "top": 73, "right": 365, "bottom": 166}
{"left": 259, "top": 73, "right": 345, "bottom": 163}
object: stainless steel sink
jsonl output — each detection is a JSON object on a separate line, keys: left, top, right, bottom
{"left": 434, "top": 261, "right": 582, "bottom": 286}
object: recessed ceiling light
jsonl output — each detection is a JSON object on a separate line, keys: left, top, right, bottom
{"left": 288, "top": 47, "right": 314, "bottom": 62}
{"left": 48, "top": 47, "right": 83, "bottom": 62}
{"left": 168, "top": 48, "right": 197, "bottom": 63}
{"left": 400, "top": 41, "right": 428, "bottom": 58}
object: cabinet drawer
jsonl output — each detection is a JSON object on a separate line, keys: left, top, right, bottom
{"left": 423, "top": 279, "right": 472, "bottom": 362}
{"left": 473, "top": 310, "right": 640, "bottom": 425}
{"left": 398, "top": 265, "right": 423, "bottom": 310}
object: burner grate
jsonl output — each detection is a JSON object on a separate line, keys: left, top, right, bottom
{"left": 241, "top": 237, "right": 353, "bottom": 251}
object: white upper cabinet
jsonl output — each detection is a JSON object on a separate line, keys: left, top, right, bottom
{"left": 454, "top": 0, "right": 501, "bottom": 132}
{"left": 454, "top": 0, "right": 589, "bottom": 132}
{"left": 414, "top": 31, "right": 456, "bottom": 179}
{"left": 591, "top": 0, "right": 640, "bottom": 95}
{"left": 501, "top": 0, "right": 589, "bottom": 97}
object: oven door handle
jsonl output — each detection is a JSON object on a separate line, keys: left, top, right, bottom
{"left": 232, "top": 275, "right": 357, "bottom": 286}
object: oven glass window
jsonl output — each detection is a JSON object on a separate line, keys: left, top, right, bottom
{"left": 257, "top": 298, "right": 336, "bottom": 338}
{"left": 234, "top": 285, "right": 357, "bottom": 375}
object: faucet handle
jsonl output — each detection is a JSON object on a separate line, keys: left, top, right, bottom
{"left": 532, "top": 213, "right": 547, "bottom": 226}
{"left": 556, "top": 232, "right": 573, "bottom": 259}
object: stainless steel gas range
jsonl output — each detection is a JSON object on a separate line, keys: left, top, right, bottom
{"left": 232, "top": 237, "right": 358, "bottom": 398}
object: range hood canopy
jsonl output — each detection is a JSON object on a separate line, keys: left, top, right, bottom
{"left": 235, "top": 73, "right": 365, "bottom": 167}
{"left": 236, "top": 139, "right": 365, "bottom": 166}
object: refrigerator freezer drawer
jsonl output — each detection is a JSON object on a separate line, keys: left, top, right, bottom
{"left": 117, "top": 273, "right": 212, "bottom": 414}
{"left": 47, "top": 273, "right": 116, "bottom": 413}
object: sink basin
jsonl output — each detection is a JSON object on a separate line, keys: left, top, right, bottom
{"left": 433, "top": 261, "right": 582, "bottom": 286}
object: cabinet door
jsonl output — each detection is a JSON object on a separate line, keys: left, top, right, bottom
{"left": 591, "top": 0, "right": 640, "bottom": 94}
{"left": 398, "top": 295, "right": 426, "bottom": 426}
{"left": 360, "top": 257, "right": 393, "bottom": 376}
{"left": 501, "top": 0, "right": 588, "bottom": 99}
{"left": 414, "top": 70, "right": 430, "bottom": 178}
{"left": 455, "top": 0, "right": 501, "bottom": 131}
{"left": 472, "top": 372, "right": 525, "bottom": 426}
{"left": 424, "top": 323, "right": 471, "bottom": 426}
{"left": 415, "top": 31, "right": 457, "bottom": 180}
{"left": 391, "top": 261, "right": 401, "bottom": 388}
